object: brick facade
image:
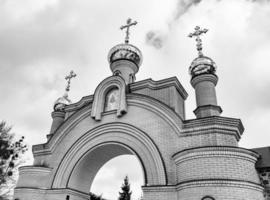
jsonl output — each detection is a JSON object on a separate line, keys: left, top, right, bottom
{"left": 14, "top": 74, "right": 266, "bottom": 200}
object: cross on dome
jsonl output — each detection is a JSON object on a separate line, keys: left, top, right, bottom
{"left": 188, "top": 26, "right": 208, "bottom": 57}
{"left": 120, "top": 18, "right": 138, "bottom": 44}
{"left": 65, "top": 70, "right": 77, "bottom": 92}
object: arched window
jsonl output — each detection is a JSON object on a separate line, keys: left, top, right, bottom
{"left": 104, "top": 88, "right": 119, "bottom": 112}
{"left": 202, "top": 196, "right": 215, "bottom": 200}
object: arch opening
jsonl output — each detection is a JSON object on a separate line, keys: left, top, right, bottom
{"left": 67, "top": 143, "right": 146, "bottom": 196}
{"left": 91, "top": 155, "right": 144, "bottom": 200}
{"left": 53, "top": 123, "right": 167, "bottom": 191}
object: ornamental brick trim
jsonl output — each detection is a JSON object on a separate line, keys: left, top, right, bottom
{"left": 14, "top": 188, "right": 89, "bottom": 200}
{"left": 64, "top": 95, "right": 93, "bottom": 113}
{"left": 19, "top": 166, "right": 52, "bottom": 175}
{"left": 173, "top": 146, "right": 259, "bottom": 165}
{"left": 181, "top": 116, "right": 244, "bottom": 141}
{"left": 176, "top": 179, "right": 264, "bottom": 192}
{"left": 190, "top": 73, "right": 218, "bottom": 87}
{"left": 183, "top": 116, "right": 244, "bottom": 133}
{"left": 142, "top": 185, "right": 176, "bottom": 192}
{"left": 180, "top": 125, "right": 241, "bottom": 141}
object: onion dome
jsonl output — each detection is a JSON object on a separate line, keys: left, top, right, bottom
{"left": 189, "top": 55, "right": 217, "bottom": 78}
{"left": 188, "top": 26, "right": 217, "bottom": 79}
{"left": 53, "top": 93, "right": 71, "bottom": 111}
{"left": 107, "top": 18, "right": 142, "bottom": 84}
{"left": 107, "top": 43, "right": 143, "bottom": 69}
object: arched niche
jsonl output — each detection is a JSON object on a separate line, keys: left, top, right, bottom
{"left": 91, "top": 76, "right": 127, "bottom": 121}
{"left": 52, "top": 123, "right": 167, "bottom": 192}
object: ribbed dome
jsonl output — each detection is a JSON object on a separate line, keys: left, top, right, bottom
{"left": 189, "top": 55, "right": 217, "bottom": 78}
{"left": 108, "top": 43, "right": 142, "bottom": 68}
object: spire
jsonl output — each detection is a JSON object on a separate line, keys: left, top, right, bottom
{"left": 120, "top": 18, "right": 138, "bottom": 44}
{"left": 108, "top": 18, "right": 142, "bottom": 84}
{"left": 54, "top": 70, "right": 77, "bottom": 111}
{"left": 188, "top": 26, "right": 222, "bottom": 118}
{"left": 188, "top": 26, "right": 208, "bottom": 57}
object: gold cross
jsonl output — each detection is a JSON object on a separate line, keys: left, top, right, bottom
{"left": 188, "top": 26, "right": 208, "bottom": 56}
{"left": 65, "top": 70, "right": 76, "bottom": 92}
{"left": 120, "top": 18, "right": 138, "bottom": 44}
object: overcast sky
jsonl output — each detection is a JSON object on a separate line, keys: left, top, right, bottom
{"left": 1, "top": 0, "right": 270, "bottom": 199}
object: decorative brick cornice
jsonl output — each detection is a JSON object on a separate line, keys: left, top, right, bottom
{"left": 19, "top": 166, "right": 52, "bottom": 175}
{"left": 190, "top": 73, "right": 218, "bottom": 87}
{"left": 176, "top": 179, "right": 264, "bottom": 192}
{"left": 142, "top": 185, "right": 176, "bottom": 192}
{"left": 181, "top": 116, "right": 244, "bottom": 141}
{"left": 173, "top": 146, "right": 259, "bottom": 165}
{"left": 14, "top": 187, "right": 89, "bottom": 199}
{"left": 141, "top": 179, "right": 264, "bottom": 193}
{"left": 64, "top": 95, "right": 93, "bottom": 113}
{"left": 51, "top": 111, "right": 66, "bottom": 118}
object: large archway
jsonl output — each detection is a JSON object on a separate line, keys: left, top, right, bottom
{"left": 68, "top": 142, "right": 145, "bottom": 193}
{"left": 52, "top": 123, "right": 167, "bottom": 193}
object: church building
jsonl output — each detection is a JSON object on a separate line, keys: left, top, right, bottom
{"left": 14, "top": 20, "right": 270, "bottom": 200}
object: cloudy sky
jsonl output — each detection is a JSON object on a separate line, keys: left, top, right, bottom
{"left": 1, "top": 0, "right": 270, "bottom": 199}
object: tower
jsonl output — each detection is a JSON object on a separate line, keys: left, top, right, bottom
{"left": 14, "top": 23, "right": 265, "bottom": 200}
{"left": 188, "top": 26, "right": 222, "bottom": 118}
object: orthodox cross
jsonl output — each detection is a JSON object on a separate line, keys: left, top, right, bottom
{"left": 188, "top": 26, "right": 208, "bottom": 57}
{"left": 65, "top": 70, "right": 77, "bottom": 92}
{"left": 120, "top": 18, "right": 138, "bottom": 44}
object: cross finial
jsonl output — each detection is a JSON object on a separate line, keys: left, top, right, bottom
{"left": 120, "top": 18, "right": 138, "bottom": 44}
{"left": 65, "top": 70, "right": 77, "bottom": 92}
{"left": 188, "top": 26, "right": 208, "bottom": 57}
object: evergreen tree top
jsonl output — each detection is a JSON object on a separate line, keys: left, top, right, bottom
{"left": 118, "top": 176, "right": 132, "bottom": 200}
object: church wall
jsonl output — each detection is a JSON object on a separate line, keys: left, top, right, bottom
{"left": 14, "top": 188, "right": 89, "bottom": 200}
{"left": 174, "top": 153, "right": 260, "bottom": 183}
{"left": 24, "top": 92, "right": 262, "bottom": 200}
{"left": 142, "top": 186, "right": 177, "bottom": 200}
{"left": 177, "top": 185, "right": 264, "bottom": 200}
{"left": 141, "top": 184, "right": 264, "bottom": 200}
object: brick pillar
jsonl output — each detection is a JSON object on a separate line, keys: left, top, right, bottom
{"left": 47, "top": 111, "right": 65, "bottom": 140}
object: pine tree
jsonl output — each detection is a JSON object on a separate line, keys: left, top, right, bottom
{"left": 0, "top": 121, "right": 28, "bottom": 199}
{"left": 118, "top": 176, "right": 132, "bottom": 200}
{"left": 89, "top": 192, "right": 106, "bottom": 200}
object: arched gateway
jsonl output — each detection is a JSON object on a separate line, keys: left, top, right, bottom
{"left": 14, "top": 24, "right": 265, "bottom": 200}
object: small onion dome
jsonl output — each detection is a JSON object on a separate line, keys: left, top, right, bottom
{"left": 107, "top": 43, "right": 143, "bottom": 68}
{"left": 189, "top": 55, "right": 217, "bottom": 78}
{"left": 53, "top": 93, "right": 71, "bottom": 111}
